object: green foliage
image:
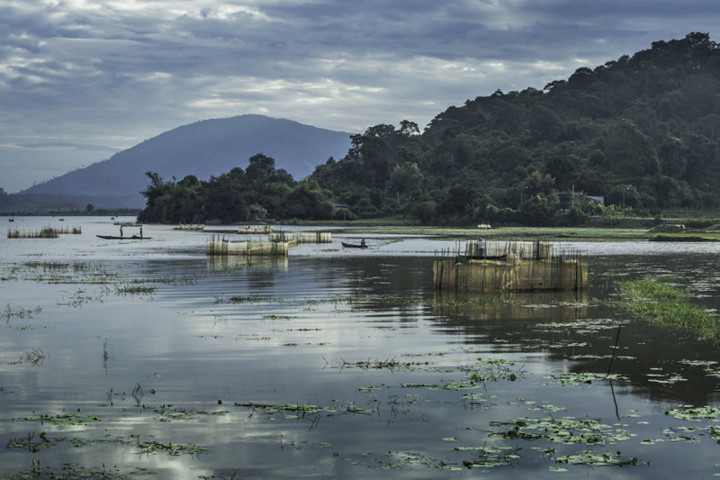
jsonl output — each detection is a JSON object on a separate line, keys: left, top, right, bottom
{"left": 308, "top": 32, "right": 720, "bottom": 225}
{"left": 618, "top": 279, "right": 720, "bottom": 340}
{"left": 141, "top": 33, "right": 720, "bottom": 226}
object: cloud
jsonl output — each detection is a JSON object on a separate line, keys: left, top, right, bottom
{"left": 0, "top": 0, "right": 718, "bottom": 192}
{"left": 1, "top": 141, "right": 119, "bottom": 152}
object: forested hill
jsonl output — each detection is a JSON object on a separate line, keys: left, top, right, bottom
{"left": 139, "top": 33, "right": 720, "bottom": 226}
{"left": 310, "top": 32, "right": 720, "bottom": 225}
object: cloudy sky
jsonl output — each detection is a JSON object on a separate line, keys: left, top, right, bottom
{"left": 1, "top": 0, "right": 718, "bottom": 193}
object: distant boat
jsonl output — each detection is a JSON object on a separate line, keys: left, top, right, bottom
{"left": 8, "top": 217, "right": 14, "bottom": 222}
{"left": 342, "top": 241, "right": 368, "bottom": 249}
{"left": 96, "top": 234, "right": 151, "bottom": 240}
{"left": 97, "top": 225, "right": 150, "bottom": 240}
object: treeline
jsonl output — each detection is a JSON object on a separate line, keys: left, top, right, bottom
{"left": 138, "top": 154, "right": 342, "bottom": 224}
{"left": 140, "top": 32, "right": 720, "bottom": 226}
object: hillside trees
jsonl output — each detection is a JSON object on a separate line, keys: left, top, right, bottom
{"left": 140, "top": 33, "right": 720, "bottom": 226}
{"left": 138, "top": 153, "right": 335, "bottom": 223}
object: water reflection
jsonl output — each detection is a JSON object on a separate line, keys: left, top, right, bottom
{"left": 433, "top": 290, "right": 589, "bottom": 322}
{"left": 205, "top": 254, "right": 289, "bottom": 272}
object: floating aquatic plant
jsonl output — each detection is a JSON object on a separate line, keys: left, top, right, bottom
{"left": 4, "top": 460, "right": 154, "bottom": 480}
{"left": 137, "top": 440, "right": 207, "bottom": 456}
{"left": 24, "top": 412, "right": 102, "bottom": 426}
{"left": 618, "top": 280, "right": 720, "bottom": 340}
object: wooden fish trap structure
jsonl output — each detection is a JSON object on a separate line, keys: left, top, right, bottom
{"left": 433, "top": 240, "right": 588, "bottom": 293}
{"left": 206, "top": 235, "right": 289, "bottom": 256}
{"left": 268, "top": 232, "right": 332, "bottom": 244}
{"left": 55, "top": 226, "right": 82, "bottom": 234}
{"left": 8, "top": 227, "right": 60, "bottom": 239}
{"left": 237, "top": 225, "right": 273, "bottom": 234}
{"left": 173, "top": 224, "right": 205, "bottom": 231}
{"left": 205, "top": 225, "right": 273, "bottom": 234}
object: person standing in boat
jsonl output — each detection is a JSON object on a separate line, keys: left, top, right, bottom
{"left": 360, "top": 238, "right": 366, "bottom": 247}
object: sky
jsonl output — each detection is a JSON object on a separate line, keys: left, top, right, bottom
{"left": 1, "top": 0, "right": 718, "bottom": 193}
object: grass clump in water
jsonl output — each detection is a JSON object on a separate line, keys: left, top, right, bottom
{"left": 618, "top": 280, "right": 720, "bottom": 340}
{"left": 5, "top": 460, "right": 154, "bottom": 480}
{"left": 24, "top": 412, "right": 101, "bottom": 426}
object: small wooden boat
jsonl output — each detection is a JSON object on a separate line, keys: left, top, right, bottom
{"left": 97, "top": 224, "right": 149, "bottom": 240}
{"left": 342, "top": 241, "right": 368, "bottom": 249}
{"left": 96, "top": 234, "right": 151, "bottom": 240}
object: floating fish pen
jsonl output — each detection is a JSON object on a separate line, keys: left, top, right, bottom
{"left": 206, "top": 235, "right": 289, "bottom": 256}
{"left": 464, "top": 239, "right": 554, "bottom": 260}
{"left": 433, "top": 240, "right": 588, "bottom": 293}
{"left": 238, "top": 225, "right": 273, "bottom": 234}
{"left": 206, "top": 225, "right": 273, "bottom": 234}
{"left": 173, "top": 224, "right": 205, "bottom": 231}
{"left": 268, "top": 232, "right": 332, "bottom": 243}
{"left": 55, "top": 226, "right": 82, "bottom": 234}
{"left": 8, "top": 227, "right": 60, "bottom": 239}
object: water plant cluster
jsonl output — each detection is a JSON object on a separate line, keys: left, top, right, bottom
{"left": 618, "top": 279, "right": 720, "bottom": 340}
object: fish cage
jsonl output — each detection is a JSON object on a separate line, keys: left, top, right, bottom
{"left": 237, "top": 225, "right": 273, "bottom": 234}
{"left": 433, "top": 240, "right": 588, "bottom": 293}
{"left": 173, "top": 224, "right": 205, "bottom": 231}
{"left": 206, "top": 235, "right": 289, "bottom": 256}
{"left": 268, "top": 232, "right": 332, "bottom": 243}
{"left": 54, "top": 226, "right": 82, "bottom": 234}
{"left": 7, "top": 227, "right": 61, "bottom": 239}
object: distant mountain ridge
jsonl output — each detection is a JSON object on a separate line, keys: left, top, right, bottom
{"left": 19, "top": 115, "right": 353, "bottom": 208}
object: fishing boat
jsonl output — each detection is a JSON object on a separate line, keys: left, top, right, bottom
{"left": 342, "top": 241, "right": 368, "bottom": 249}
{"left": 97, "top": 224, "right": 150, "bottom": 240}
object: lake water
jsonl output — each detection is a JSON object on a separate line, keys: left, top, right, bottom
{"left": 2, "top": 216, "right": 720, "bottom": 479}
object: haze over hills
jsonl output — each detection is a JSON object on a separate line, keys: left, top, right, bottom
{"left": 16, "top": 115, "right": 354, "bottom": 209}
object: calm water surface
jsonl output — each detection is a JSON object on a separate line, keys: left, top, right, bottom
{"left": 2, "top": 216, "right": 720, "bottom": 479}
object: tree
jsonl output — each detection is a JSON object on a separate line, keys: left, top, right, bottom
{"left": 286, "top": 180, "right": 334, "bottom": 219}
{"left": 245, "top": 153, "right": 277, "bottom": 184}
{"left": 399, "top": 120, "right": 420, "bottom": 136}
{"left": 526, "top": 104, "right": 563, "bottom": 142}
{"left": 202, "top": 173, "right": 247, "bottom": 223}
{"left": 604, "top": 120, "right": 660, "bottom": 178}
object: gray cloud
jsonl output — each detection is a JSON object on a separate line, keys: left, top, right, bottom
{"left": 0, "top": 0, "right": 718, "bottom": 192}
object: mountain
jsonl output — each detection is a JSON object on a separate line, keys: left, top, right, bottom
{"left": 19, "top": 115, "right": 353, "bottom": 208}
